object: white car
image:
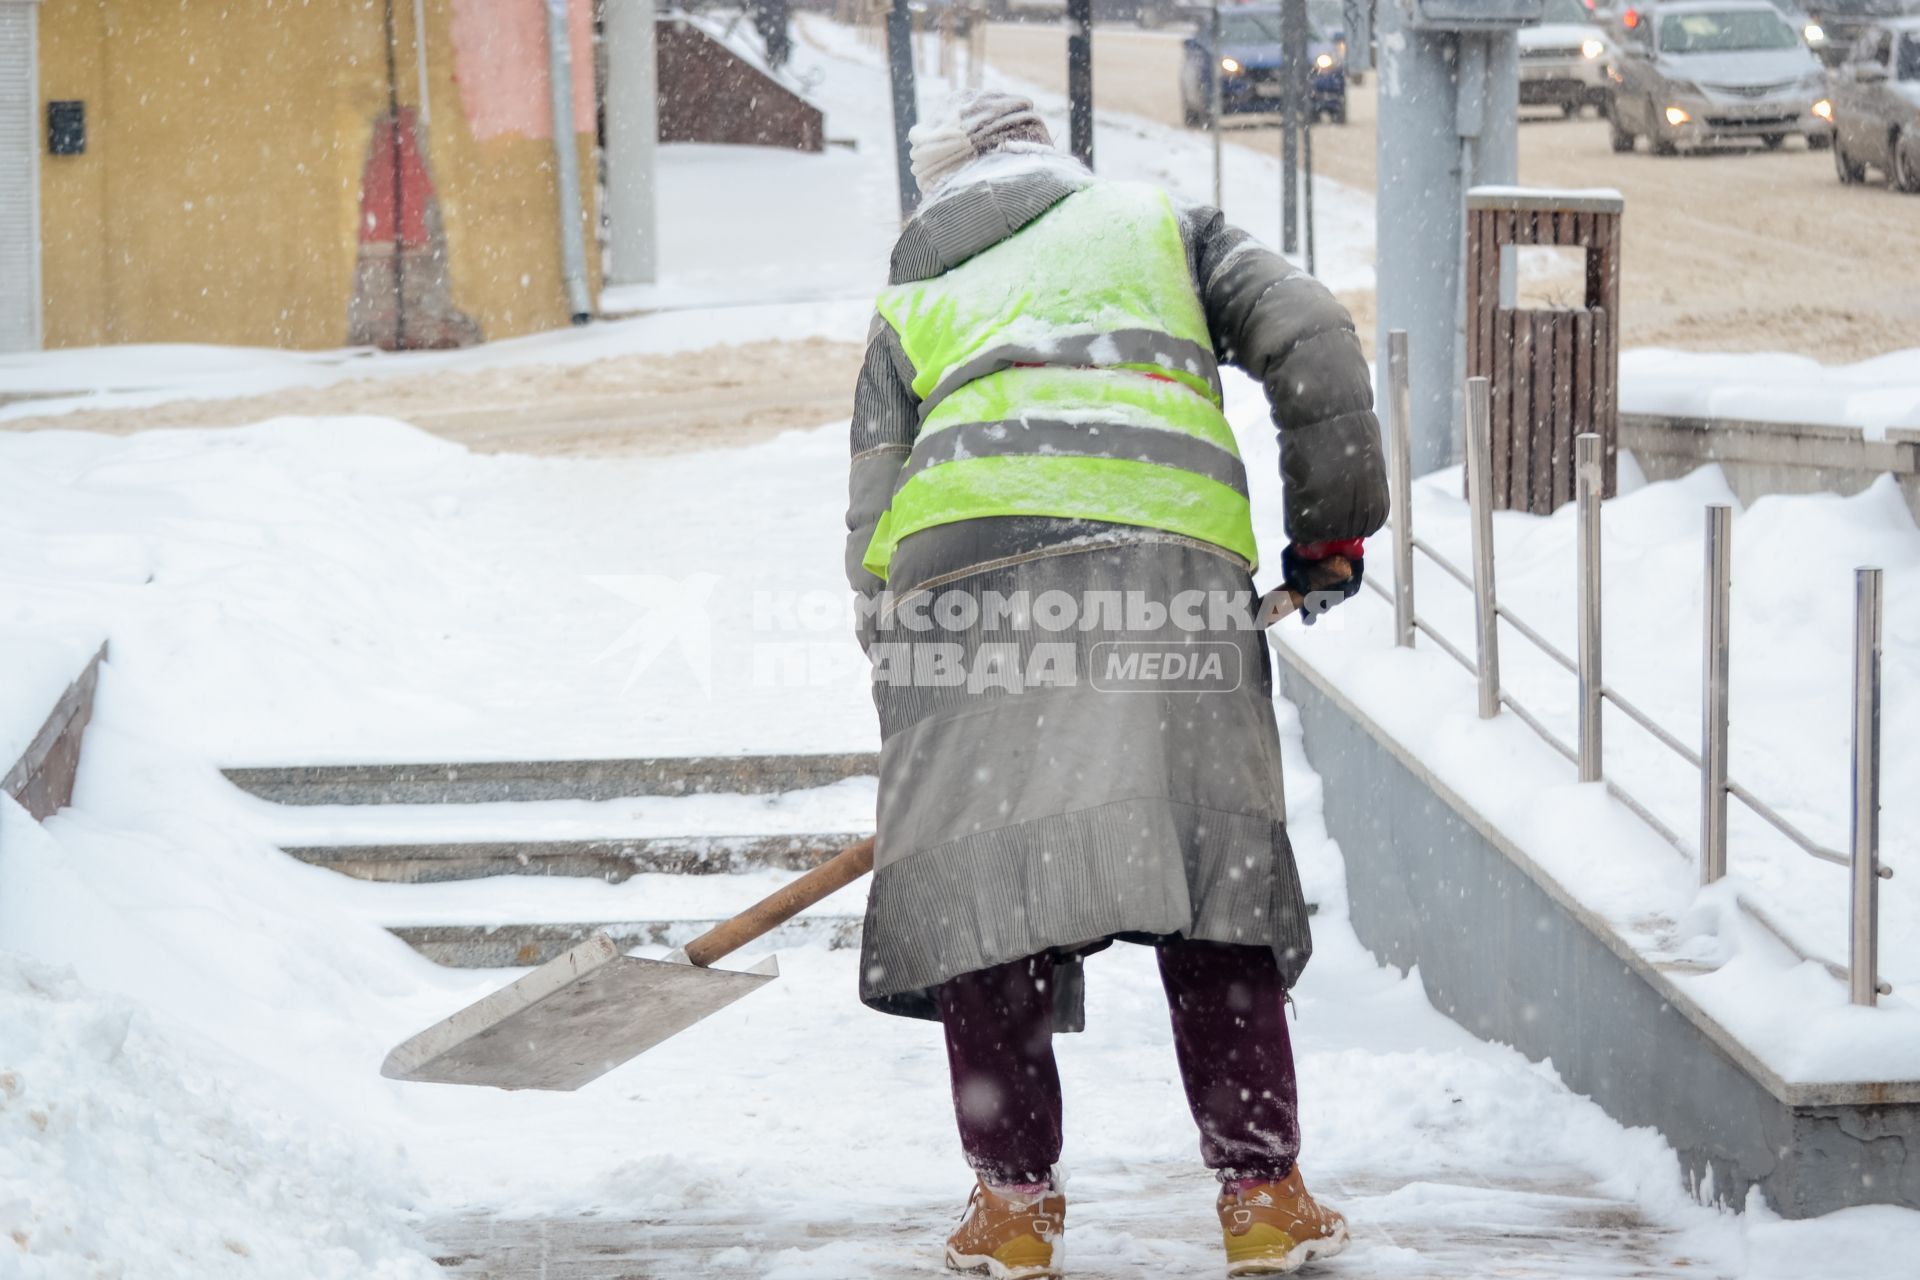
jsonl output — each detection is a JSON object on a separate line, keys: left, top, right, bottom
{"left": 1520, "top": 0, "right": 1618, "bottom": 115}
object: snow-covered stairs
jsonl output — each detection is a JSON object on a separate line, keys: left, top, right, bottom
{"left": 226, "top": 752, "right": 877, "bottom": 806}
{"left": 277, "top": 830, "right": 865, "bottom": 883}
{"left": 230, "top": 752, "right": 877, "bottom": 967}
{"left": 391, "top": 914, "right": 864, "bottom": 968}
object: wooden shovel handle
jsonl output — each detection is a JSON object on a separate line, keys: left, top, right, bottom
{"left": 682, "top": 836, "right": 876, "bottom": 968}
{"left": 1258, "top": 586, "right": 1305, "bottom": 627}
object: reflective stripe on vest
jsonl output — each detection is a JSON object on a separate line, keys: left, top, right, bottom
{"left": 864, "top": 181, "right": 1258, "bottom": 580}
{"left": 895, "top": 419, "right": 1250, "bottom": 499}
{"left": 918, "top": 330, "right": 1224, "bottom": 419}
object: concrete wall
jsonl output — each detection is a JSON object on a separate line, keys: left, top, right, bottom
{"left": 1622, "top": 412, "right": 1920, "bottom": 521}
{"left": 36, "top": 0, "right": 599, "bottom": 350}
{"left": 1276, "top": 645, "right": 1920, "bottom": 1218}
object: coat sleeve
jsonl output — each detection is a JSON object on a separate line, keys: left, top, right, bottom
{"left": 1182, "top": 204, "right": 1390, "bottom": 545}
{"left": 846, "top": 313, "right": 920, "bottom": 643}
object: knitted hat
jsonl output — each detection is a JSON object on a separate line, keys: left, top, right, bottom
{"left": 908, "top": 91, "right": 1056, "bottom": 194}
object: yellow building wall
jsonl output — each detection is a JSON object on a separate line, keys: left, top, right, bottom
{"left": 410, "top": 0, "right": 603, "bottom": 343}
{"left": 36, "top": 0, "right": 599, "bottom": 351}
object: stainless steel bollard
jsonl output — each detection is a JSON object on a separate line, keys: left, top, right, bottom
{"left": 1576, "top": 434, "right": 1603, "bottom": 782}
{"left": 1850, "top": 566, "right": 1884, "bottom": 1006}
{"left": 1389, "top": 330, "right": 1415, "bottom": 648}
{"left": 1700, "top": 505, "right": 1732, "bottom": 885}
{"left": 1466, "top": 377, "right": 1501, "bottom": 720}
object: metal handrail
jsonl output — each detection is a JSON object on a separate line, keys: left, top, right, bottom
{"left": 1411, "top": 534, "right": 1581, "bottom": 677}
{"left": 1400, "top": 541, "right": 1866, "bottom": 875}
{"left": 1371, "top": 330, "right": 1891, "bottom": 1003}
{"left": 1501, "top": 605, "right": 1576, "bottom": 676}
{"left": 1395, "top": 532, "right": 1884, "bottom": 875}
{"left": 1371, "top": 574, "right": 1697, "bottom": 856}
{"left": 1411, "top": 536, "right": 1473, "bottom": 591}
{"left": 1601, "top": 684, "right": 1700, "bottom": 769}
{"left": 1725, "top": 779, "right": 1851, "bottom": 870}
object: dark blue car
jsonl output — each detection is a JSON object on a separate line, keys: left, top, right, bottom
{"left": 1180, "top": 4, "right": 1349, "bottom": 127}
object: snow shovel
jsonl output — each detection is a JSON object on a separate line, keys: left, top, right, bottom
{"left": 381, "top": 583, "right": 1324, "bottom": 1092}
{"left": 381, "top": 835, "right": 875, "bottom": 1091}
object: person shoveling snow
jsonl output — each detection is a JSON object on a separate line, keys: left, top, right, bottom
{"left": 845, "top": 90, "right": 1388, "bottom": 1278}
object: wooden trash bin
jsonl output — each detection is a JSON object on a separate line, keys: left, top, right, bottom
{"left": 1465, "top": 187, "right": 1623, "bottom": 514}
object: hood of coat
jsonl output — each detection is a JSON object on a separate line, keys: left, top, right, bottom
{"left": 888, "top": 153, "right": 1094, "bottom": 286}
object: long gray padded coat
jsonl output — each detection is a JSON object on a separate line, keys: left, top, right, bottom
{"left": 845, "top": 154, "right": 1389, "bottom": 1027}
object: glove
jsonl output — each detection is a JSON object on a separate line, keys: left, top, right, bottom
{"left": 1281, "top": 538, "right": 1365, "bottom": 627}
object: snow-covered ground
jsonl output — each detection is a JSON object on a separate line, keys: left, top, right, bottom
{"left": 0, "top": 929, "right": 440, "bottom": 1280}
{"left": 5, "top": 14, "right": 1920, "bottom": 1279}
{"left": 0, "top": 300, "right": 875, "bottom": 428}
{"left": 5, "top": 367, "right": 1919, "bottom": 1275}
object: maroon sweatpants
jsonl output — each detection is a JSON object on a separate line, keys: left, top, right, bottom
{"left": 937, "top": 940, "right": 1301, "bottom": 1185}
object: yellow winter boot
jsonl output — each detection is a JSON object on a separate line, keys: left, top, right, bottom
{"left": 945, "top": 1176, "right": 1065, "bottom": 1279}
{"left": 1216, "top": 1168, "right": 1350, "bottom": 1276}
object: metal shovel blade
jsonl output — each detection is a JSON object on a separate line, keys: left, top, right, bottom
{"left": 381, "top": 931, "right": 778, "bottom": 1091}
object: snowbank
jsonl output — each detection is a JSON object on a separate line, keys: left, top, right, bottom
{"left": 0, "top": 809, "right": 437, "bottom": 1280}
{"left": 1621, "top": 347, "right": 1920, "bottom": 440}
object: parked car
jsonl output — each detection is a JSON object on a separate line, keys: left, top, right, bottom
{"left": 1605, "top": 1, "right": 1835, "bottom": 151}
{"left": 1180, "top": 4, "right": 1348, "bottom": 127}
{"left": 1521, "top": 0, "right": 1618, "bottom": 115}
{"left": 1831, "top": 15, "right": 1920, "bottom": 187}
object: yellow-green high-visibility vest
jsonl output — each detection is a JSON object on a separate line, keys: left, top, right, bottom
{"left": 861, "top": 180, "right": 1258, "bottom": 582}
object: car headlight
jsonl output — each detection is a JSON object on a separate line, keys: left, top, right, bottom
{"left": 1315, "top": 52, "right": 1335, "bottom": 71}
{"left": 1665, "top": 105, "right": 1692, "bottom": 126}
{"left": 1813, "top": 98, "right": 1834, "bottom": 121}
{"left": 1804, "top": 22, "right": 1826, "bottom": 45}
{"left": 1582, "top": 38, "right": 1606, "bottom": 60}
{"left": 1220, "top": 56, "right": 1242, "bottom": 75}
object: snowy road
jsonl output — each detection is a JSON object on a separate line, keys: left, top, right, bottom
{"left": 976, "top": 21, "right": 1920, "bottom": 362}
